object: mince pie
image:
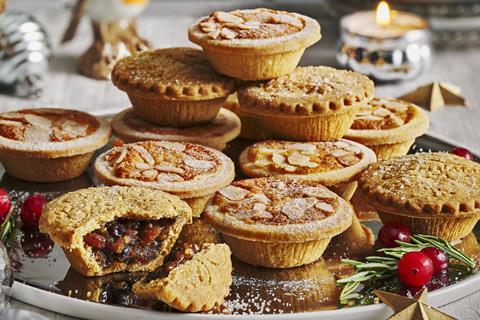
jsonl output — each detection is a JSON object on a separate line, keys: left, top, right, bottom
{"left": 111, "top": 107, "right": 241, "bottom": 150}
{"left": 188, "top": 8, "right": 321, "bottom": 80}
{"left": 358, "top": 152, "right": 480, "bottom": 240}
{"left": 238, "top": 66, "right": 375, "bottom": 141}
{"left": 133, "top": 243, "right": 232, "bottom": 312}
{"left": 39, "top": 186, "right": 192, "bottom": 276}
{"left": 205, "top": 177, "right": 354, "bottom": 268}
{"left": 111, "top": 47, "right": 236, "bottom": 127}
{"left": 344, "top": 97, "right": 429, "bottom": 159}
{"left": 0, "top": 108, "right": 111, "bottom": 182}
{"left": 94, "top": 141, "right": 235, "bottom": 216}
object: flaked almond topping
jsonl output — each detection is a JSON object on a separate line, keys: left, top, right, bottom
{"left": 281, "top": 198, "right": 317, "bottom": 220}
{"left": 154, "top": 164, "right": 185, "bottom": 175}
{"left": 338, "top": 154, "right": 360, "bottom": 166}
{"left": 257, "top": 147, "right": 277, "bottom": 154}
{"left": 141, "top": 169, "right": 158, "bottom": 180}
{"left": 0, "top": 120, "right": 22, "bottom": 126}
{"left": 157, "top": 141, "right": 186, "bottom": 152}
{"left": 237, "top": 20, "right": 261, "bottom": 30}
{"left": 23, "top": 126, "right": 50, "bottom": 142}
{"left": 251, "top": 193, "right": 270, "bottom": 204}
{"left": 389, "top": 114, "right": 405, "bottom": 126}
{"left": 134, "top": 162, "right": 151, "bottom": 170}
{"left": 24, "top": 114, "right": 52, "bottom": 128}
{"left": 269, "top": 180, "right": 286, "bottom": 190}
{"left": 303, "top": 186, "right": 334, "bottom": 198}
{"left": 200, "top": 21, "right": 218, "bottom": 33}
{"left": 333, "top": 140, "right": 351, "bottom": 149}
{"left": 252, "top": 203, "right": 273, "bottom": 219}
{"left": 208, "top": 29, "right": 221, "bottom": 39}
{"left": 285, "top": 143, "right": 316, "bottom": 153}
{"left": 356, "top": 115, "right": 383, "bottom": 121}
{"left": 331, "top": 149, "right": 351, "bottom": 158}
{"left": 315, "top": 202, "right": 334, "bottom": 213}
{"left": 287, "top": 153, "right": 311, "bottom": 166}
{"left": 131, "top": 145, "right": 155, "bottom": 165}
{"left": 272, "top": 153, "right": 286, "bottom": 165}
{"left": 283, "top": 164, "right": 297, "bottom": 172}
{"left": 114, "top": 148, "right": 128, "bottom": 165}
{"left": 272, "top": 13, "right": 303, "bottom": 28}
{"left": 219, "top": 185, "right": 249, "bottom": 201}
{"left": 373, "top": 108, "right": 391, "bottom": 117}
{"left": 356, "top": 109, "right": 372, "bottom": 116}
{"left": 385, "top": 101, "right": 408, "bottom": 112}
{"left": 157, "top": 172, "right": 184, "bottom": 182}
{"left": 220, "top": 27, "right": 238, "bottom": 39}
{"left": 253, "top": 159, "right": 271, "bottom": 167}
{"left": 184, "top": 157, "right": 216, "bottom": 170}
{"left": 214, "top": 11, "right": 244, "bottom": 24}
{"left": 1, "top": 112, "right": 23, "bottom": 119}
{"left": 305, "top": 162, "right": 319, "bottom": 168}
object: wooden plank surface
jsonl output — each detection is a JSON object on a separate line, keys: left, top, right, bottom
{"left": 3, "top": 1, "right": 480, "bottom": 319}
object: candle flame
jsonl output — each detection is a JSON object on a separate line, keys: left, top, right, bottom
{"left": 376, "top": 1, "right": 391, "bottom": 27}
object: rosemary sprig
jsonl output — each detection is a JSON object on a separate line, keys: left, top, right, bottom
{"left": 0, "top": 207, "right": 19, "bottom": 249}
{"left": 337, "top": 234, "right": 476, "bottom": 306}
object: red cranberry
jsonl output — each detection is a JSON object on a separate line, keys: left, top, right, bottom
{"left": 0, "top": 188, "right": 11, "bottom": 224}
{"left": 20, "top": 194, "right": 48, "bottom": 230}
{"left": 21, "top": 230, "right": 53, "bottom": 258}
{"left": 378, "top": 221, "right": 411, "bottom": 248}
{"left": 421, "top": 247, "right": 448, "bottom": 274}
{"left": 450, "top": 147, "right": 474, "bottom": 160}
{"left": 398, "top": 251, "right": 434, "bottom": 287}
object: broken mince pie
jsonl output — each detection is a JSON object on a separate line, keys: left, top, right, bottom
{"left": 0, "top": 108, "right": 111, "bottom": 182}
{"left": 94, "top": 141, "right": 235, "bottom": 217}
{"left": 111, "top": 47, "right": 236, "bottom": 127}
{"left": 188, "top": 8, "right": 321, "bottom": 80}
{"left": 237, "top": 66, "right": 375, "bottom": 141}
{"left": 133, "top": 243, "right": 232, "bottom": 312}
{"left": 344, "top": 97, "right": 429, "bottom": 159}
{"left": 39, "top": 186, "right": 192, "bottom": 276}
{"left": 111, "top": 107, "right": 241, "bottom": 151}
{"left": 205, "top": 177, "right": 354, "bottom": 268}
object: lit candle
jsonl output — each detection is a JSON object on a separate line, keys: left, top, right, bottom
{"left": 337, "top": 1, "right": 432, "bottom": 81}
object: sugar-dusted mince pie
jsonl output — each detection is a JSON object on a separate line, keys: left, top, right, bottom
{"left": 358, "top": 152, "right": 480, "bottom": 240}
{"left": 205, "top": 177, "right": 354, "bottom": 268}
{"left": 223, "top": 93, "right": 273, "bottom": 140}
{"left": 39, "top": 186, "right": 192, "bottom": 276}
{"left": 133, "top": 243, "right": 232, "bottom": 312}
{"left": 188, "top": 8, "right": 321, "bottom": 80}
{"left": 94, "top": 141, "right": 235, "bottom": 217}
{"left": 239, "top": 139, "right": 376, "bottom": 185}
{"left": 111, "top": 107, "right": 241, "bottom": 150}
{"left": 111, "top": 48, "right": 236, "bottom": 127}
{"left": 344, "top": 97, "right": 429, "bottom": 159}
{"left": 238, "top": 66, "right": 375, "bottom": 141}
{"left": 0, "top": 108, "right": 111, "bottom": 182}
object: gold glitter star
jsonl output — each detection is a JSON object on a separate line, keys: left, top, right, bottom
{"left": 374, "top": 288, "right": 456, "bottom": 320}
{"left": 398, "top": 81, "right": 467, "bottom": 112}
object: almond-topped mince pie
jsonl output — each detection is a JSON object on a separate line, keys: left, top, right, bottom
{"left": 94, "top": 141, "right": 235, "bottom": 216}
{"left": 133, "top": 243, "right": 232, "bottom": 312}
{"left": 205, "top": 177, "right": 354, "bottom": 268}
{"left": 111, "top": 107, "right": 241, "bottom": 150}
{"left": 111, "top": 47, "right": 236, "bottom": 127}
{"left": 358, "top": 152, "right": 480, "bottom": 240}
{"left": 39, "top": 186, "right": 192, "bottom": 276}
{"left": 0, "top": 108, "right": 111, "bottom": 182}
{"left": 238, "top": 66, "right": 375, "bottom": 141}
{"left": 239, "top": 139, "right": 376, "bottom": 185}
{"left": 188, "top": 8, "right": 321, "bottom": 80}
{"left": 344, "top": 97, "right": 429, "bottom": 159}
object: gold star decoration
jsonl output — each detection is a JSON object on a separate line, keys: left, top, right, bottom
{"left": 374, "top": 288, "right": 457, "bottom": 320}
{"left": 398, "top": 81, "right": 467, "bottom": 112}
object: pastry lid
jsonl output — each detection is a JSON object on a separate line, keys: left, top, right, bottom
{"left": 359, "top": 152, "right": 480, "bottom": 217}
{"left": 205, "top": 177, "right": 354, "bottom": 242}
{"left": 237, "top": 66, "right": 375, "bottom": 116}
{"left": 239, "top": 139, "right": 377, "bottom": 185}
{"left": 0, "top": 108, "right": 111, "bottom": 158}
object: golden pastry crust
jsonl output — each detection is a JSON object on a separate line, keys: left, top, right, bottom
{"left": 344, "top": 97, "right": 429, "bottom": 145}
{"left": 359, "top": 152, "right": 480, "bottom": 217}
{"left": 188, "top": 8, "right": 321, "bottom": 54}
{"left": 111, "top": 48, "right": 236, "bottom": 100}
{"left": 0, "top": 108, "right": 111, "bottom": 158}
{"left": 133, "top": 243, "right": 232, "bottom": 312}
{"left": 239, "top": 139, "right": 376, "bottom": 185}
{"left": 111, "top": 107, "right": 241, "bottom": 150}
{"left": 238, "top": 66, "right": 374, "bottom": 116}
{"left": 206, "top": 177, "right": 353, "bottom": 242}
{"left": 39, "top": 186, "right": 192, "bottom": 276}
{"left": 94, "top": 141, "right": 235, "bottom": 199}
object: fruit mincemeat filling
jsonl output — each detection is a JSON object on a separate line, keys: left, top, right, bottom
{"left": 144, "top": 243, "right": 201, "bottom": 282}
{"left": 84, "top": 219, "right": 173, "bottom": 267}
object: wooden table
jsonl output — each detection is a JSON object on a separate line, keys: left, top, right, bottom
{"left": 3, "top": 1, "right": 480, "bottom": 319}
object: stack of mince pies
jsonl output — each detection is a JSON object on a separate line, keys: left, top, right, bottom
{"left": 6, "top": 5, "right": 477, "bottom": 316}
